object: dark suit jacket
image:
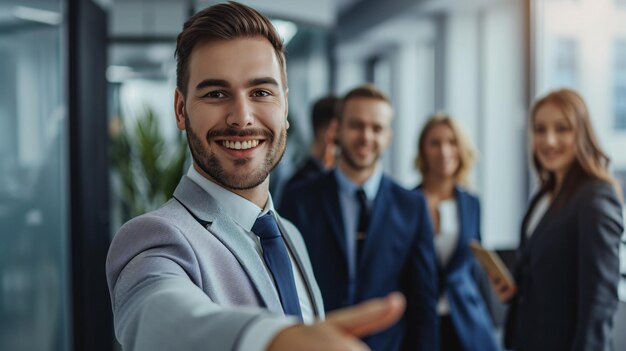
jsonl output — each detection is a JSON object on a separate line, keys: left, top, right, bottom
{"left": 505, "top": 179, "right": 623, "bottom": 351}
{"left": 281, "top": 172, "right": 439, "bottom": 351}
{"left": 416, "top": 186, "right": 499, "bottom": 351}
{"left": 284, "top": 155, "right": 325, "bottom": 191}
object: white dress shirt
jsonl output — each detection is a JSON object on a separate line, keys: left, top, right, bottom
{"left": 186, "top": 166, "right": 314, "bottom": 351}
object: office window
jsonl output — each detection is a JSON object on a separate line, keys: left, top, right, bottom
{"left": 554, "top": 38, "right": 578, "bottom": 88}
{"left": 615, "top": 40, "right": 626, "bottom": 130}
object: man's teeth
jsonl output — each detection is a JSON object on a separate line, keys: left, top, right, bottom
{"left": 221, "top": 140, "right": 260, "bottom": 150}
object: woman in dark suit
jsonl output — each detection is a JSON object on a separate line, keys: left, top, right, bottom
{"left": 416, "top": 114, "right": 499, "bottom": 351}
{"left": 492, "top": 89, "right": 624, "bottom": 351}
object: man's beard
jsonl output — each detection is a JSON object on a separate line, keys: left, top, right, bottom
{"left": 184, "top": 112, "right": 287, "bottom": 190}
{"left": 338, "top": 139, "right": 379, "bottom": 172}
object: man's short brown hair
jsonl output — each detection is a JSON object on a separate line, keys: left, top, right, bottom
{"left": 337, "top": 84, "right": 392, "bottom": 120}
{"left": 175, "top": 1, "right": 287, "bottom": 96}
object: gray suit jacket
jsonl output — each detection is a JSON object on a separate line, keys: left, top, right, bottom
{"left": 106, "top": 176, "right": 325, "bottom": 351}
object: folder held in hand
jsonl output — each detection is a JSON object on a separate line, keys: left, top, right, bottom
{"left": 469, "top": 240, "right": 516, "bottom": 288}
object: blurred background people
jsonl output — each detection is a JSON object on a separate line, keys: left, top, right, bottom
{"left": 492, "top": 89, "right": 624, "bottom": 351}
{"left": 284, "top": 95, "right": 339, "bottom": 190}
{"left": 415, "top": 113, "right": 500, "bottom": 351}
{"left": 281, "top": 84, "right": 438, "bottom": 351}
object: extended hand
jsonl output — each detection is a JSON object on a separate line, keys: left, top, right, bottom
{"left": 268, "top": 292, "right": 406, "bottom": 351}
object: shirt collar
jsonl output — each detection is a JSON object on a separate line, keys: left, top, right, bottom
{"left": 334, "top": 165, "right": 383, "bottom": 201}
{"left": 186, "top": 165, "right": 274, "bottom": 231}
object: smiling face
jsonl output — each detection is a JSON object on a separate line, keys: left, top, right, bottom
{"left": 175, "top": 37, "right": 289, "bottom": 191}
{"left": 532, "top": 103, "right": 577, "bottom": 181}
{"left": 336, "top": 97, "right": 392, "bottom": 176}
{"left": 422, "top": 123, "right": 460, "bottom": 179}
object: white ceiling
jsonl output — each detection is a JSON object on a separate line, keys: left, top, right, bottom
{"left": 107, "top": 0, "right": 363, "bottom": 81}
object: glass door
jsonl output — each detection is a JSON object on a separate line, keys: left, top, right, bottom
{"left": 0, "top": 1, "right": 71, "bottom": 350}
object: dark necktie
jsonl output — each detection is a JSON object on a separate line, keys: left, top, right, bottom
{"left": 252, "top": 213, "right": 302, "bottom": 318}
{"left": 356, "top": 188, "right": 370, "bottom": 262}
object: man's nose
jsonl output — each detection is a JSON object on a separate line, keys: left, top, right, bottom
{"left": 361, "top": 127, "right": 374, "bottom": 142}
{"left": 226, "top": 95, "right": 254, "bottom": 128}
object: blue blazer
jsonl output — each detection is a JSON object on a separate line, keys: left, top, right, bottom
{"left": 281, "top": 172, "right": 439, "bottom": 351}
{"left": 417, "top": 186, "right": 499, "bottom": 351}
{"left": 505, "top": 179, "right": 623, "bottom": 351}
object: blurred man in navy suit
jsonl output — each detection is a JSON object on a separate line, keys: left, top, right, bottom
{"left": 281, "top": 84, "right": 439, "bottom": 351}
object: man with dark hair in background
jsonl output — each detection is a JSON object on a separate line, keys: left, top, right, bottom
{"left": 106, "top": 3, "right": 405, "bottom": 351}
{"left": 285, "top": 95, "right": 339, "bottom": 190}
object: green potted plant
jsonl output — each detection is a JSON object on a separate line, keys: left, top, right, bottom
{"left": 110, "top": 108, "right": 188, "bottom": 222}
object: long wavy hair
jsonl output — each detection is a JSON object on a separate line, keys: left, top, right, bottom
{"left": 415, "top": 113, "right": 476, "bottom": 188}
{"left": 530, "top": 88, "right": 622, "bottom": 203}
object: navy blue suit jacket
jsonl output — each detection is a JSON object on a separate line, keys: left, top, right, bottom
{"left": 505, "top": 179, "right": 623, "bottom": 351}
{"left": 281, "top": 172, "right": 439, "bottom": 351}
{"left": 417, "top": 186, "right": 499, "bottom": 351}
{"left": 284, "top": 156, "right": 325, "bottom": 191}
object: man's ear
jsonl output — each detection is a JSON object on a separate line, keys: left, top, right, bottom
{"left": 284, "top": 88, "right": 289, "bottom": 123}
{"left": 174, "top": 89, "right": 186, "bottom": 130}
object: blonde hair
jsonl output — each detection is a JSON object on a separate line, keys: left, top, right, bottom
{"left": 415, "top": 113, "right": 476, "bottom": 187}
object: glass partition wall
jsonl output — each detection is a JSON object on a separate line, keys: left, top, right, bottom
{"left": 0, "top": 0, "right": 71, "bottom": 350}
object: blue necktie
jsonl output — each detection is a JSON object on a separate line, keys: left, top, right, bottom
{"left": 252, "top": 213, "right": 302, "bottom": 318}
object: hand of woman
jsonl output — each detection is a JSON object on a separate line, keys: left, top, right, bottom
{"left": 488, "top": 273, "right": 517, "bottom": 303}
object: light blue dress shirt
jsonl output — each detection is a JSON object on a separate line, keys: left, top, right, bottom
{"left": 334, "top": 166, "right": 383, "bottom": 280}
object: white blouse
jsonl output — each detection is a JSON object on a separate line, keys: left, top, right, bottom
{"left": 435, "top": 199, "right": 460, "bottom": 267}
{"left": 526, "top": 194, "right": 551, "bottom": 238}
{"left": 435, "top": 199, "right": 459, "bottom": 315}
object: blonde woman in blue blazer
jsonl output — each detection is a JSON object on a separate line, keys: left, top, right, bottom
{"left": 415, "top": 114, "right": 499, "bottom": 351}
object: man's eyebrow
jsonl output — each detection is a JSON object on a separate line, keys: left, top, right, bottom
{"left": 195, "top": 77, "right": 280, "bottom": 91}
{"left": 248, "top": 77, "right": 279, "bottom": 87}
{"left": 195, "top": 79, "right": 229, "bottom": 91}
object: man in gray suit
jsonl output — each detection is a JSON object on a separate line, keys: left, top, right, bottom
{"left": 106, "top": 2, "right": 405, "bottom": 351}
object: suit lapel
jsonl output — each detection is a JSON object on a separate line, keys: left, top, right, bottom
{"left": 521, "top": 191, "right": 553, "bottom": 254}
{"left": 208, "top": 216, "right": 283, "bottom": 313}
{"left": 172, "top": 176, "right": 283, "bottom": 314}
{"left": 443, "top": 187, "right": 468, "bottom": 274}
{"left": 520, "top": 192, "right": 546, "bottom": 247}
{"left": 321, "top": 175, "right": 350, "bottom": 270}
{"left": 276, "top": 218, "right": 324, "bottom": 317}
